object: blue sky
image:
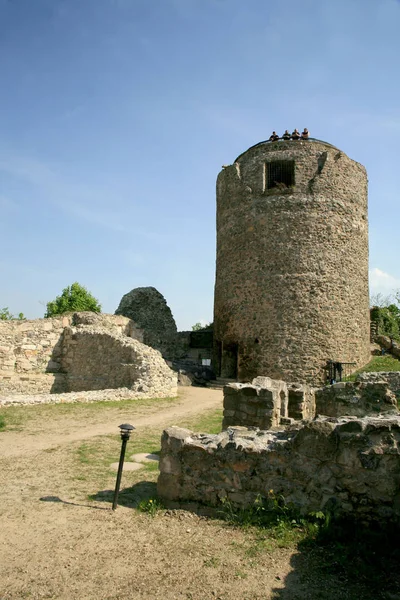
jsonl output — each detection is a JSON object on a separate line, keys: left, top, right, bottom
{"left": 1, "top": 0, "right": 399, "bottom": 329}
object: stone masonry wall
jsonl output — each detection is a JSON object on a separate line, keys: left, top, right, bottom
{"left": 287, "top": 383, "right": 316, "bottom": 420}
{"left": 214, "top": 139, "right": 370, "bottom": 385}
{"left": 158, "top": 416, "right": 400, "bottom": 522}
{"left": 223, "top": 380, "right": 287, "bottom": 430}
{"left": 356, "top": 371, "right": 400, "bottom": 399}
{"left": 0, "top": 315, "right": 69, "bottom": 394}
{"left": 115, "top": 287, "right": 178, "bottom": 359}
{"left": 315, "top": 381, "right": 398, "bottom": 418}
{"left": 223, "top": 377, "right": 315, "bottom": 429}
{"left": 61, "top": 325, "right": 176, "bottom": 395}
{"left": 0, "top": 312, "right": 178, "bottom": 399}
{"left": 0, "top": 315, "right": 67, "bottom": 374}
{"left": 222, "top": 377, "right": 396, "bottom": 430}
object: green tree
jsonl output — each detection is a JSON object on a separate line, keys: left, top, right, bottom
{"left": 45, "top": 283, "right": 101, "bottom": 318}
{"left": 192, "top": 321, "right": 213, "bottom": 331}
{"left": 370, "top": 302, "right": 400, "bottom": 340}
{"left": 0, "top": 307, "right": 25, "bottom": 320}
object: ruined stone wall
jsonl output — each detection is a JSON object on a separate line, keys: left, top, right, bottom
{"left": 0, "top": 316, "right": 69, "bottom": 393}
{"left": 158, "top": 416, "right": 400, "bottom": 522}
{"left": 0, "top": 315, "right": 67, "bottom": 375}
{"left": 223, "top": 380, "right": 287, "bottom": 430}
{"left": 214, "top": 139, "right": 370, "bottom": 385}
{"left": 315, "top": 381, "right": 398, "bottom": 417}
{"left": 222, "top": 378, "right": 396, "bottom": 429}
{"left": 115, "top": 287, "right": 178, "bottom": 359}
{"left": 0, "top": 312, "right": 176, "bottom": 399}
{"left": 61, "top": 325, "right": 176, "bottom": 396}
{"left": 356, "top": 371, "right": 400, "bottom": 399}
{"left": 287, "top": 383, "right": 316, "bottom": 420}
{"left": 223, "top": 378, "right": 315, "bottom": 429}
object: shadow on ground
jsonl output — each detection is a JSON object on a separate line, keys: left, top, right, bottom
{"left": 270, "top": 520, "right": 400, "bottom": 600}
{"left": 90, "top": 481, "right": 157, "bottom": 508}
{"left": 40, "top": 495, "right": 110, "bottom": 510}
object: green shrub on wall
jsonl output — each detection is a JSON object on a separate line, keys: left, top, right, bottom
{"left": 45, "top": 282, "right": 101, "bottom": 318}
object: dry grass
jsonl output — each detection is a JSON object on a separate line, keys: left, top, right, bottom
{"left": 1, "top": 392, "right": 399, "bottom": 599}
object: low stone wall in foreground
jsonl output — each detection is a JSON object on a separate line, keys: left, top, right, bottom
{"left": 158, "top": 416, "right": 400, "bottom": 522}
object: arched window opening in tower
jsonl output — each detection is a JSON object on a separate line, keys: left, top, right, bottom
{"left": 267, "top": 160, "right": 295, "bottom": 190}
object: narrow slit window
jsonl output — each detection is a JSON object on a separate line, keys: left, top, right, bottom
{"left": 267, "top": 161, "right": 295, "bottom": 190}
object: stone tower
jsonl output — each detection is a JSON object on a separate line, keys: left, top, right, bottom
{"left": 213, "top": 138, "right": 370, "bottom": 385}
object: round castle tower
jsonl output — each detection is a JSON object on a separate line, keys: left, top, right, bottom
{"left": 213, "top": 138, "right": 370, "bottom": 385}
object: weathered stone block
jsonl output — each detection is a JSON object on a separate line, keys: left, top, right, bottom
{"left": 157, "top": 473, "right": 181, "bottom": 500}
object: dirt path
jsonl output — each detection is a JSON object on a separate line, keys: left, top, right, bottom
{"left": 0, "top": 387, "right": 223, "bottom": 458}
{"left": 0, "top": 386, "right": 383, "bottom": 599}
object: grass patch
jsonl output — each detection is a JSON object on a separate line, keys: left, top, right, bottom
{"left": 78, "top": 408, "right": 224, "bottom": 507}
{"left": 177, "top": 408, "right": 223, "bottom": 434}
{"left": 74, "top": 427, "right": 163, "bottom": 498}
{"left": 0, "top": 407, "right": 27, "bottom": 432}
{"left": 345, "top": 355, "right": 400, "bottom": 381}
{"left": 0, "top": 395, "right": 178, "bottom": 432}
{"left": 221, "top": 494, "right": 400, "bottom": 596}
{"left": 137, "top": 497, "right": 165, "bottom": 516}
{"left": 142, "top": 460, "right": 160, "bottom": 473}
{"left": 219, "top": 493, "right": 327, "bottom": 547}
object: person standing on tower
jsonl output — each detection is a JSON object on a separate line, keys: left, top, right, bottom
{"left": 269, "top": 131, "right": 280, "bottom": 142}
{"left": 291, "top": 128, "right": 300, "bottom": 140}
{"left": 282, "top": 130, "right": 291, "bottom": 140}
{"left": 301, "top": 128, "right": 310, "bottom": 140}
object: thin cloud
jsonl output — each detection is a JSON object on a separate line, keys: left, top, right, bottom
{"left": 369, "top": 267, "right": 400, "bottom": 295}
{"left": 0, "top": 153, "right": 164, "bottom": 240}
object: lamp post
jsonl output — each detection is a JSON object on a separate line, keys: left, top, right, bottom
{"left": 112, "top": 423, "right": 135, "bottom": 511}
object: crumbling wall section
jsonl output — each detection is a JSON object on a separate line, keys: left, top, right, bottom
{"left": 223, "top": 378, "right": 315, "bottom": 429}
{"left": 288, "top": 383, "right": 316, "bottom": 420}
{"left": 315, "top": 381, "right": 398, "bottom": 417}
{"left": 158, "top": 416, "right": 400, "bottom": 522}
{"left": 222, "top": 381, "right": 286, "bottom": 430}
{"left": 0, "top": 312, "right": 166, "bottom": 397}
{"left": 356, "top": 371, "right": 400, "bottom": 399}
{"left": 375, "top": 335, "right": 400, "bottom": 360}
{"left": 61, "top": 325, "right": 176, "bottom": 396}
{"left": 115, "top": 287, "right": 178, "bottom": 359}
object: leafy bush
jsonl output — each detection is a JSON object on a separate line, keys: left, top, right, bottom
{"left": 0, "top": 308, "right": 25, "bottom": 320}
{"left": 370, "top": 304, "right": 400, "bottom": 340}
{"left": 45, "top": 283, "right": 101, "bottom": 317}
